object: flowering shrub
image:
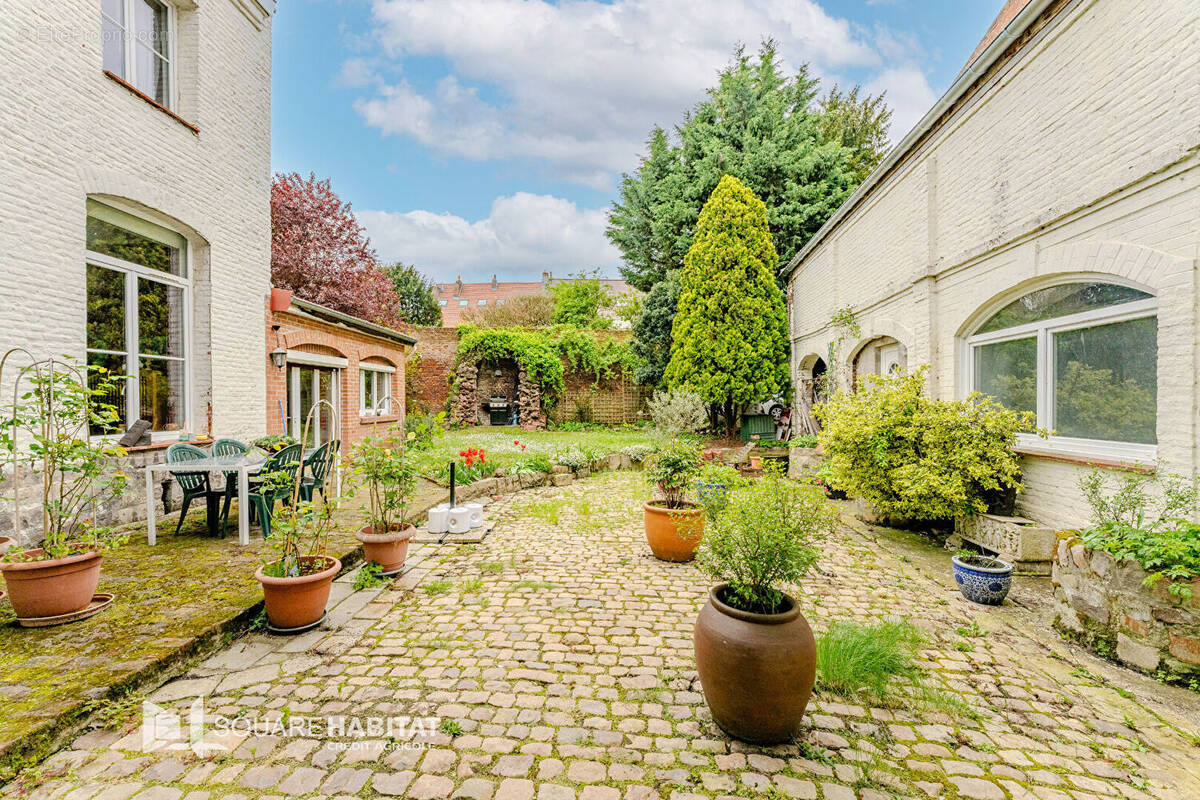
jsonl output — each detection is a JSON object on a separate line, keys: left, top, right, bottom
{"left": 646, "top": 388, "right": 709, "bottom": 435}
{"left": 552, "top": 446, "right": 591, "bottom": 472}
{"left": 621, "top": 443, "right": 656, "bottom": 463}
{"left": 509, "top": 439, "right": 552, "bottom": 479}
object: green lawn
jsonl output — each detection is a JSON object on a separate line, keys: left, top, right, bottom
{"left": 411, "top": 425, "right": 660, "bottom": 482}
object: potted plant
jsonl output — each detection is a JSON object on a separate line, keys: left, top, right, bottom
{"left": 347, "top": 425, "right": 417, "bottom": 575}
{"left": 643, "top": 439, "right": 704, "bottom": 561}
{"left": 0, "top": 358, "right": 129, "bottom": 620}
{"left": 693, "top": 472, "right": 837, "bottom": 743}
{"left": 254, "top": 489, "right": 341, "bottom": 630}
{"left": 952, "top": 551, "right": 1013, "bottom": 605}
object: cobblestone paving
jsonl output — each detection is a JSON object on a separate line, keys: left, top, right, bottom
{"left": 7, "top": 471, "right": 1200, "bottom": 800}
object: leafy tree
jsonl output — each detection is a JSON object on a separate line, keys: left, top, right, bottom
{"left": 461, "top": 294, "right": 556, "bottom": 328}
{"left": 608, "top": 41, "right": 887, "bottom": 291}
{"left": 630, "top": 270, "right": 680, "bottom": 386}
{"left": 271, "top": 172, "right": 400, "bottom": 326}
{"left": 550, "top": 271, "right": 612, "bottom": 328}
{"left": 817, "top": 84, "right": 892, "bottom": 184}
{"left": 387, "top": 262, "right": 442, "bottom": 326}
{"left": 664, "top": 176, "right": 790, "bottom": 436}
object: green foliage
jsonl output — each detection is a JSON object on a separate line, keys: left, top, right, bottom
{"left": 695, "top": 463, "right": 748, "bottom": 518}
{"left": 354, "top": 561, "right": 388, "bottom": 591}
{"left": 345, "top": 424, "right": 419, "bottom": 531}
{"left": 1079, "top": 469, "right": 1200, "bottom": 600}
{"left": 697, "top": 471, "right": 835, "bottom": 613}
{"left": 0, "top": 359, "right": 129, "bottom": 560}
{"left": 790, "top": 434, "right": 820, "bottom": 448}
{"left": 816, "top": 620, "right": 923, "bottom": 697}
{"left": 463, "top": 294, "right": 556, "bottom": 328}
{"left": 550, "top": 271, "right": 613, "bottom": 328}
{"left": 816, "top": 367, "right": 1041, "bottom": 521}
{"left": 645, "top": 438, "right": 702, "bottom": 508}
{"left": 607, "top": 41, "right": 880, "bottom": 291}
{"left": 630, "top": 270, "right": 679, "bottom": 386}
{"left": 665, "top": 175, "right": 790, "bottom": 435}
{"left": 251, "top": 434, "right": 296, "bottom": 452}
{"left": 386, "top": 262, "right": 442, "bottom": 326}
{"left": 646, "top": 387, "right": 709, "bottom": 435}
{"left": 456, "top": 326, "right": 642, "bottom": 404}
{"left": 620, "top": 443, "right": 656, "bottom": 463}
{"left": 404, "top": 412, "right": 447, "bottom": 451}
{"left": 262, "top": 499, "right": 334, "bottom": 577}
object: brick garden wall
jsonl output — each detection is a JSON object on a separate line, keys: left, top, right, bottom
{"left": 403, "top": 326, "right": 648, "bottom": 425}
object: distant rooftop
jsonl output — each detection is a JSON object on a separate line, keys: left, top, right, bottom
{"left": 963, "top": 0, "right": 1035, "bottom": 72}
{"left": 434, "top": 271, "right": 635, "bottom": 326}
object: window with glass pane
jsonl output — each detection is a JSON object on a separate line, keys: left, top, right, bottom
{"left": 87, "top": 264, "right": 125, "bottom": 352}
{"left": 87, "top": 203, "right": 185, "bottom": 276}
{"left": 138, "top": 278, "right": 184, "bottom": 357}
{"left": 1054, "top": 317, "right": 1156, "bottom": 444}
{"left": 88, "top": 352, "right": 127, "bottom": 436}
{"left": 99, "top": 0, "right": 172, "bottom": 108}
{"left": 974, "top": 337, "right": 1036, "bottom": 414}
{"left": 139, "top": 357, "right": 184, "bottom": 431}
{"left": 362, "top": 371, "right": 376, "bottom": 414}
{"left": 976, "top": 283, "right": 1152, "bottom": 333}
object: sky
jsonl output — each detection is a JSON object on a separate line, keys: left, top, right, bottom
{"left": 271, "top": 0, "right": 1003, "bottom": 283}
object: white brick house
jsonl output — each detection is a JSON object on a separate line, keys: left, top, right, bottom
{"left": 0, "top": 0, "right": 274, "bottom": 537}
{"left": 784, "top": 0, "right": 1200, "bottom": 529}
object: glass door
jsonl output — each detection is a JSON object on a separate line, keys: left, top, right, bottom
{"left": 288, "top": 365, "right": 339, "bottom": 447}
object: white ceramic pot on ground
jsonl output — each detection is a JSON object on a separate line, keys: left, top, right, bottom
{"left": 427, "top": 505, "right": 449, "bottom": 533}
{"left": 447, "top": 507, "right": 471, "bottom": 534}
{"left": 465, "top": 502, "right": 484, "bottom": 528}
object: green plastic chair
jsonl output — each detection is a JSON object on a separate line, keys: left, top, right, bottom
{"left": 212, "top": 438, "right": 248, "bottom": 533}
{"left": 166, "top": 443, "right": 221, "bottom": 538}
{"left": 248, "top": 443, "right": 302, "bottom": 538}
{"left": 300, "top": 440, "right": 340, "bottom": 502}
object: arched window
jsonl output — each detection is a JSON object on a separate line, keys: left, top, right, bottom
{"left": 967, "top": 281, "right": 1156, "bottom": 457}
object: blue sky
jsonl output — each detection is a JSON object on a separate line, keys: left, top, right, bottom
{"left": 271, "top": 0, "right": 1001, "bottom": 282}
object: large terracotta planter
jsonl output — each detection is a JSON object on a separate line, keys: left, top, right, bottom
{"left": 355, "top": 524, "right": 413, "bottom": 573}
{"left": 694, "top": 583, "right": 817, "bottom": 744}
{"left": 255, "top": 555, "right": 340, "bottom": 629}
{"left": 643, "top": 501, "right": 705, "bottom": 562}
{"left": 0, "top": 549, "right": 102, "bottom": 619}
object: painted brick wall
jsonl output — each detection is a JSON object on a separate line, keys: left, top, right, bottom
{"left": 0, "top": 0, "right": 274, "bottom": 444}
{"left": 787, "top": 0, "right": 1200, "bottom": 528}
{"left": 265, "top": 301, "right": 409, "bottom": 451}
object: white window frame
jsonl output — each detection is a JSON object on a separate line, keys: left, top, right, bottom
{"left": 86, "top": 249, "right": 192, "bottom": 443}
{"left": 101, "top": 0, "right": 178, "bottom": 110}
{"left": 965, "top": 295, "right": 1158, "bottom": 463}
{"left": 288, "top": 365, "right": 340, "bottom": 447}
{"left": 360, "top": 364, "right": 395, "bottom": 416}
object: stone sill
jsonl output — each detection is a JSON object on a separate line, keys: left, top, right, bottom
{"left": 358, "top": 414, "right": 400, "bottom": 425}
{"left": 1014, "top": 446, "right": 1155, "bottom": 474}
{"left": 104, "top": 70, "right": 200, "bottom": 134}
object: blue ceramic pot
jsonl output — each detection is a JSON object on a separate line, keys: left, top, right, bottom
{"left": 952, "top": 554, "right": 1013, "bottom": 605}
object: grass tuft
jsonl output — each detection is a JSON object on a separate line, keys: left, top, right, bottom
{"left": 816, "top": 620, "right": 923, "bottom": 697}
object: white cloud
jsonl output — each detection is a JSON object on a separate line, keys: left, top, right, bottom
{"left": 353, "top": 0, "right": 924, "bottom": 188}
{"left": 358, "top": 193, "right": 620, "bottom": 281}
{"left": 864, "top": 65, "right": 938, "bottom": 144}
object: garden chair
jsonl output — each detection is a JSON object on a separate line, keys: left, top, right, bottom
{"left": 212, "top": 438, "right": 248, "bottom": 534}
{"left": 247, "top": 443, "right": 302, "bottom": 538}
{"left": 166, "top": 443, "right": 222, "bottom": 538}
{"left": 299, "top": 439, "right": 340, "bottom": 502}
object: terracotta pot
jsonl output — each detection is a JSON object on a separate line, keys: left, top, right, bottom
{"left": 749, "top": 456, "right": 762, "bottom": 470}
{"left": 255, "top": 555, "right": 341, "bottom": 629}
{"left": 0, "top": 537, "right": 14, "bottom": 556}
{"left": 0, "top": 549, "right": 103, "bottom": 619}
{"left": 643, "top": 501, "right": 705, "bottom": 562}
{"left": 355, "top": 524, "right": 413, "bottom": 573}
{"left": 694, "top": 583, "right": 816, "bottom": 744}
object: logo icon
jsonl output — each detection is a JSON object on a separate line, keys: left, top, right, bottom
{"left": 141, "top": 698, "right": 224, "bottom": 756}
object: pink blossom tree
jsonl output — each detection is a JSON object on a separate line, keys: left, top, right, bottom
{"left": 271, "top": 172, "right": 400, "bottom": 326}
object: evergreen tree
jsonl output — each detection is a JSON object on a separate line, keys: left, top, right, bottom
{"left": 664, "top": 176, "right": 789, "bottom": 436}
{"left": 607, "top": 41, "right": 888, "bottom": 290}
{"left": 630, "top": 270, "right": 680, "bottom": 386}
{"left": 387, "top": 262, "right": 442, "bottom": 326}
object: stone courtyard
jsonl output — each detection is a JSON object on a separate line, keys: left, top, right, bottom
{"left": 6, "top": 472, "right": 1199, "bottom": 800}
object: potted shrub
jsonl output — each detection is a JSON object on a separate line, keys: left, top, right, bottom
{"left": 254, "top": 486, "right": 340, "bottom": 630}
{"left": 694, "top": 472, "right": 837, "bottom": 743}
{"left": 0, "top": 359, "right": 129, "bottom": 620}
{"left": 643, "top": 439, "right": 704, "bottom": 562}
{"left": 952, "top": 552, "right": 1013, "bottom": 605}
{"left": 347, "top": 425, "right": 417, "bottom": 575}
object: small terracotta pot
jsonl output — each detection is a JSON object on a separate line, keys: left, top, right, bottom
{"left": 355, "top": 524, "right": 413, "bottom": 573}
{"left": 0, "top": 549, "right": 103, "bottom": 619}
{"left": 749, "top": 456, "right": 762, "bottom": 470}
{"left": 643, "top": 501, "right": 705, "bottom": 562}
{"left": 0, "top": 536, "right": 14, "bottom": 555}
{"left": 255, "top": 555, "right": 341, "bottom": 629}
{"left": 694, "top": 583, "right": 817, "bottom": 744}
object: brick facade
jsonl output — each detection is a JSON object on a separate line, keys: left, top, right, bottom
{"left": 400, "top": 325, "right": 460, "bottom": 414}
{"left": 265, "top": 294, "right": 414, "bottom": 451}
{"left": 785, "top": 0, "right": 1200, "bottom": 528}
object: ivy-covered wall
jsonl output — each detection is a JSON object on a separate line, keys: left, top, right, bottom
{"left": 402, "top": 325, "right": 648, "bottom": 426}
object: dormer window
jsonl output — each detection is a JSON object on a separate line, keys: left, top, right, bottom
{"left": 101, "top": 0, "right": 175, "bottom": 108}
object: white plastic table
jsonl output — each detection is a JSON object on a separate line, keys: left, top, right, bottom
{"left": 144, "top": 451, "right": 269, "bottom": 546}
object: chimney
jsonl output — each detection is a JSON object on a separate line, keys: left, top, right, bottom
{"left": 542, "top": 271, "right": 551, "bottom": 286}
{"left": 491, "top": 274, "right": 498, "bottom": 290}
{"left": 455, "top": 276, "right": 463, "bottom": 296}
